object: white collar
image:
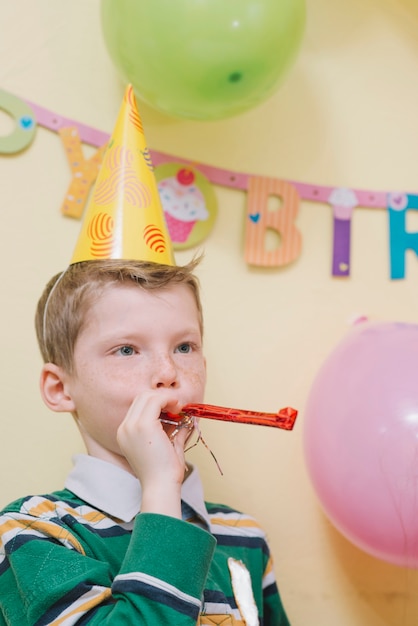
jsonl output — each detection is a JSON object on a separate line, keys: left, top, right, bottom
{"left": 65, "top": 454, "right": 210, "bottom": 528}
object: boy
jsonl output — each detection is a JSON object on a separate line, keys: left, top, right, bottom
{"left": 0, "top": 86, "right": 291, "bottom": 625}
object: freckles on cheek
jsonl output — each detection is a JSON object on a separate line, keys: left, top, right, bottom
{"left": 188, "top": 369, "right": 206, "bottom": 390}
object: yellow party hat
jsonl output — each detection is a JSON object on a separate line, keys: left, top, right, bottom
{"left": 70, "top": 85, "right": 174, "bottom": 266}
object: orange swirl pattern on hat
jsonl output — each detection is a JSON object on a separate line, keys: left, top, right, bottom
{"left": 93, "top": 145, "right": 152, "bottom": 208}
{"left": 143, "top": 224, "right": 167, "bottom": 254}
{"left": 87, "top": 212, "right": 114, "bottom": 257}
{"left": 125, "top": 85, "right": 143, "bottom": 134}
{"left": 106, "top": 145, "right": 133, "bottom": 169}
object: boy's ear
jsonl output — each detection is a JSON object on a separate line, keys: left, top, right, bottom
{"left": 40, "top": 363, "right": 76, "bottom": 413}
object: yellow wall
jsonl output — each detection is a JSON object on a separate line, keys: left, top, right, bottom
{"left": 1, "top": 1, "right": 418, "bottom": 624}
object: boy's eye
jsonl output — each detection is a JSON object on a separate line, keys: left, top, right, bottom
{"left": 117, "top": 345, "right": 135, "bottom": 356}
{"left": 176, "top": 343, "right": 192, "bottom": 354}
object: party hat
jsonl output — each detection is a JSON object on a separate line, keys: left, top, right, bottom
{"left": 70, "top": 85, "right": 174, "bottom": 266}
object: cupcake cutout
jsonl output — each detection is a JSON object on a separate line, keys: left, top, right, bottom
{"left": 156, "top": 164, "right": 217, "bottom": 250}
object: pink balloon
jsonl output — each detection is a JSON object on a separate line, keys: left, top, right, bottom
{"left": 304, "top": 321, "right": 418, "bottom": 568}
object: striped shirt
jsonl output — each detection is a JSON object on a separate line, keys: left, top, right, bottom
{"left": 0, "top": 455, "right": 290, "bottom": 625}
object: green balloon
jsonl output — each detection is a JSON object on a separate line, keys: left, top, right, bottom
{"left": 101, "top": 0, "right": 305, "bottom": 120}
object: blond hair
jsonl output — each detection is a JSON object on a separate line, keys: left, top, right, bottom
{"left": 35, "top": 258, "right": 203, "bottom": 373}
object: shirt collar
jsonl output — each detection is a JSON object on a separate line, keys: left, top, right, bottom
{"left": 65, "top": 454, "right": 210, "bottom": 528}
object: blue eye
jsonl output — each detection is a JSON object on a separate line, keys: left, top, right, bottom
{"left": 176, "top": 343, "right": 191, "bottom": 354}
{"left": 118, "top": 346, "right": 135, "bottom": 356}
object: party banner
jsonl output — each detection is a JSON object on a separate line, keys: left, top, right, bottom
{"left": 0, "top": 87, "right": 416, "bottom": 280}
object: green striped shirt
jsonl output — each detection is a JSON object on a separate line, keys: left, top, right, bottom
{"left": 0, "top": 457, "right": 290, "bottom": 625}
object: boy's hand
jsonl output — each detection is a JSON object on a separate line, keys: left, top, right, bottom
{"left": 116, "top": 390, "right": 190, "bottom": 519}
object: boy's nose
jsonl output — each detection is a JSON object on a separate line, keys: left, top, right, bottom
{"left": 151, "top": 355, "right": 179, "bottom": 388}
